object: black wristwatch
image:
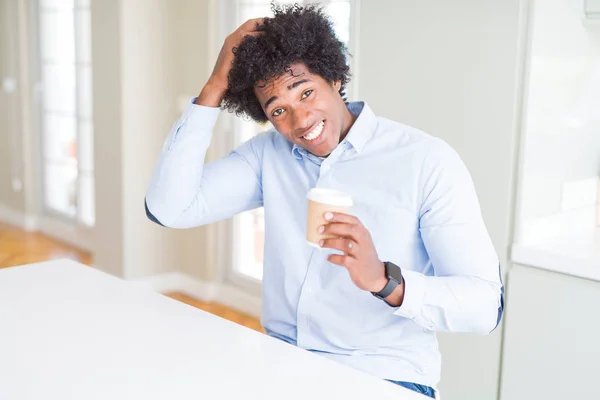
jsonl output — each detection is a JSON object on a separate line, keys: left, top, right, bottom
{"left": 371, "top": 261, "right": 403, "bottom": 306}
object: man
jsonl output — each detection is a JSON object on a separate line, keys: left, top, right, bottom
{"left": 146, "top": 4, "right": 503, "bottom": 398}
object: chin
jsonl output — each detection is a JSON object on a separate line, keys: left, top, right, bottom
{"left": 307, "top": 136, "right": 331, "bottom": 151}
{"left": 313, "top": 150, "right": 330, "bottom": 157}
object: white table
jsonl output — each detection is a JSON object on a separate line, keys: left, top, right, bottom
{"left": 0, "top": 260, "right": 425, "bottom": 399}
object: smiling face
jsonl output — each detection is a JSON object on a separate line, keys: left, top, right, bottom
{"left": 253, "top": 63, "right": 356, "bottom": 157}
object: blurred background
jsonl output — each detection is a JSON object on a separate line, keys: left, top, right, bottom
{"left": 1, "top": 0, "right": 599, "bottom": 399}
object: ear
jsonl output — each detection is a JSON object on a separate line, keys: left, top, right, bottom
{"left": 333, "top": 80, "right": 341, "bottom": 92}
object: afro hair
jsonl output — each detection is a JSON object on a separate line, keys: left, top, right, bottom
{"left": 222, "top": 2, "right": 351, "bottom": 123}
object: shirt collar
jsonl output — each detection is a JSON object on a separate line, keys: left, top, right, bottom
{"left": 343, "top": 101, "right": 377, "bottom": 154}
{"left": 291, "top": 101, "right": 377, "bottom": 159}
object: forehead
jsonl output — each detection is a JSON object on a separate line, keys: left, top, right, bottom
{"left": 254, "top": 63, "right": 322, "bottom": 98}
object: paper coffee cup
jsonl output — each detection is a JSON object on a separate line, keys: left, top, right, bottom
{"left": 306, "top": 188, "right": 353, "bottom": 248}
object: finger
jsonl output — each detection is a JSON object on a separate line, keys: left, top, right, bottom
{"left": 320, "top": 237, "right": 357, "bottom": 256}
{"left": 243, "top": 31, "right": 262, "bottom": 38}
{"left": 234, "top": 18, "right": 263, "bottom": 38}
{"left": 324, "top": 211, "right": 362, "bottom": 225}
{"left": 232, "top": 27, "right": 262, "bottom": 48}
{"left": 244, "top": 17, "right": 265, "bottom": 31}
{"left": 327, "top": 254, "right": 353, "bottom": 267}
{"left": 320, "top": 222, "right": 364, "bottom": 243}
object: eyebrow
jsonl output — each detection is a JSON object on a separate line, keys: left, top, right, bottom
{"left": 263, "top": 79, "right": 313, "bottom": 110}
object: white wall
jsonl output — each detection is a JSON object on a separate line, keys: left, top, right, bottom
{"left": 517, "top": 0, "right": 600, "bottom": 233}
{"left": 357, "top": 1, "right": 525, "bottom": 399}
{"left": 91, "top": 0, "right": 124, "bottom": 277}
{"left": 120, "top": 0, "right": 179, "bottom": 279}
{"left": 165, "top": 0, "right": 219, "bottom": 282}
{"left": 92, "top": 0, "right": 212, "bottom": 279}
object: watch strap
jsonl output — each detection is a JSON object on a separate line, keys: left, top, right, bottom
{"left": 372, "top": 277, "right": 398, "bottom": 299}
{"left": 371, "top": 262, "right": 403, "bottom": 302}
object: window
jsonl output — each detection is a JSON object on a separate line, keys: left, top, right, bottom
{"left": 37, "top": 0, "right": 94, "bottom": 226}
{"left": 228, "top": 0, "right": 355, "bottom": 285}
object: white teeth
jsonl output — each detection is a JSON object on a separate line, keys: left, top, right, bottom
{"left": 302, "top": 121, "right": 325, "bottom": 141}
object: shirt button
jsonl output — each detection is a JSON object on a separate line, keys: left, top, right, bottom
{"left": 305, "top": 287, "right": 312, "bottom": 293}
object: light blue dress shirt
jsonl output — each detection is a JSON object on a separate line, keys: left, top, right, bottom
{"left": 146, "top": 101, "right": 504, "bottom": 388}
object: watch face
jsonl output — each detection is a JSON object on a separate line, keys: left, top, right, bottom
{"left": 386, "top": 262, "right": 403, "bottom": 283}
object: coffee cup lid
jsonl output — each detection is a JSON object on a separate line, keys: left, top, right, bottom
{"left": 307, "top": 188, "right": 353, "bottom": 207}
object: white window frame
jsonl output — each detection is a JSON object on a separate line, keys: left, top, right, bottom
{"left": 211, "top": 0, "right": 359, "bottom": 295}
{"left": 29, "top": 0, "right": 95, "bottom": 250}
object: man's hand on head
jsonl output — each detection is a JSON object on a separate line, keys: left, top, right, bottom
{"left": 196, "top": 18, "right": 264, "bottom": 108}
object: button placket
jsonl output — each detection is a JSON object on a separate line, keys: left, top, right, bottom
{"left": 296, "top": 249, "right": 321, "bottom": 348}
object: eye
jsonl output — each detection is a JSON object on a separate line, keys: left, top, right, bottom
{"left": 301, "top": 89, "right": 313, "bottom": 100}
{"left": 271, "top": 108, "right": 285, "bottom": 117}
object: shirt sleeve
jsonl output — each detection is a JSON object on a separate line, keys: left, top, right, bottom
{"left": 393, "top": 139, "right": 504, "bottom": 334}
{"left": 145, "top": 99, "right": 264, "bottom": 228}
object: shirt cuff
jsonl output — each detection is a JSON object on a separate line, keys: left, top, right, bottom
{"left": 167, "top": 98, "right": 221, "bottom": 150}
{"left": 393, "top": 269, "right": 426, "bottom": 320}
{"left": 182, "top": 97, "right": 221, "bottom": 130}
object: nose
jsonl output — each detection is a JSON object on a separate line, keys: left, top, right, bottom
{"left": 291, "top": 106, "right": 313, "bottom": 137}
